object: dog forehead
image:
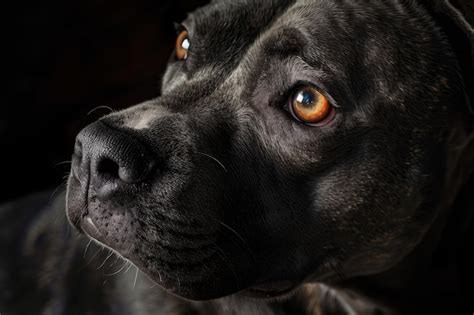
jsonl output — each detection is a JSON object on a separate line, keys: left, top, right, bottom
{"left": 160, "top": 0, "right": 452, "bottom": 126}
{"left": 188, "top": 0, "right": 372, "bottom": 85}
{"left": 189, "top": 1, "right": 327, "bottom": 80}
{"left": 190, "top": 0, "right": 327, "bottom": 49}
{"left": 205, "top": 0, "right": 357, "bottom": 100}
{"left": 207, "top": 0, "right": 448, "bottom": 106}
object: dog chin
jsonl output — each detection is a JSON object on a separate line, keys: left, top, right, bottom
{"left": 67, "top": 196, "right": 241, "bottom": 300}
{"left": 77, "top": 213, "right": 224, "bottom": 300}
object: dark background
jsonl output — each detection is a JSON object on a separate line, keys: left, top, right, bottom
{"left": 3, "top": 0, "right": 208, "bottom": 203}
{"left": 2, "top": 1, "right": 473, "bottom": 310}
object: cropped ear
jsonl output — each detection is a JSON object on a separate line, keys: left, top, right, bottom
{"left": 420, "top": 0, "right": 473, "bottom": 115}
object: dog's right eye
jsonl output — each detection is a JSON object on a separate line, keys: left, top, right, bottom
{"left": 287, "top": 85, "right": 335, "bottom": 126}
{"left": 175, "top": 29, "right": 190, "bottom": 61}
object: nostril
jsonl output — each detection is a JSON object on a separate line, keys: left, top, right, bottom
{"left": 96, "top": 156, "right": 154, "bottom": 184}
{"left": 97, "top": 158, "right": 120, "bottom": 180}
{"left": 75, "top": 121, "right": 157, "bottom": 200}
{"left": 118, "top": 158, "right": 155, "bottom": 183}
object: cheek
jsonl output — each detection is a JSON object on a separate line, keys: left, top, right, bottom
{"left": 309, "top": 153, "right": 424, "bottom": 234}
{"left": 305, "top": 163, "right": 429, "bottom": 276}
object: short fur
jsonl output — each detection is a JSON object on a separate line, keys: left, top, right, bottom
{"left": 1, "top": 0, "right": 473, "bottom": 314}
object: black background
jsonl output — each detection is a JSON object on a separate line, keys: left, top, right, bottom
{"left": 3, "top": 0, "right": 208, "bottom": 203}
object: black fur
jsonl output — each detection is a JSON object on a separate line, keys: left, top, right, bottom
{"left": 1, "top": 0, "right": 473, "bottom": 314}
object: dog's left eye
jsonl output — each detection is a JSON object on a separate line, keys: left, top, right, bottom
{"left": 288, "top": 85, "right": 334, "bottom": 126}
{"left": 175, "top": 30, "right": 190, "bottom": 61}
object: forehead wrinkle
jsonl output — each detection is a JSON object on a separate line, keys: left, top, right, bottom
{"left": 186, "top": 1, "right": 296, "bottom": 68}
{"left": 214, "top": 3, "right": 309, "bottom": 155}
{"left": 218, "top": 1, "right": 316, "bottom": 97}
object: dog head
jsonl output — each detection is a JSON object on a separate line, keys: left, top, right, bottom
{"left": 66, "top": 0, "right": 472, "bottom": 300}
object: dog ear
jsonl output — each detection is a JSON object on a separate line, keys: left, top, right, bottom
{"left": 420, "top": 0, "right": 473, "bottom": 115}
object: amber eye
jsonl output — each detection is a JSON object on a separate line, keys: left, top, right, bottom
{"left": 175, "top": 30, "right": 190, "bottom": 60}
{"left": 289, "top": 86, "right": 332, "bottom": 125}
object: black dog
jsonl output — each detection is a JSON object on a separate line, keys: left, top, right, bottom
{"left": 1, "top": 0, "right": 473, "bottom": 314}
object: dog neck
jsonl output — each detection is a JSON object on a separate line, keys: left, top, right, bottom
{"left": 309, "top": 117, "right": 474, "bottom": 314}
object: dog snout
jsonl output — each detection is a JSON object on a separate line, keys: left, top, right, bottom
{"left": 72, "top": 121, "right": 155, "bottom": 200}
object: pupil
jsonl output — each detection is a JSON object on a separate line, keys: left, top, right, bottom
{"left": 296, "top": 90, "right": 314, "bottom": 106}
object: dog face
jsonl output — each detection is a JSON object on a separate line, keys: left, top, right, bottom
{"left": 66, "top": 0, "right": 466, "bottom": 301}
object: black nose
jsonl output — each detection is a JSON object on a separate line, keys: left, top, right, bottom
{"left": 72, "top": 121, "right": 155, "bottom": 200}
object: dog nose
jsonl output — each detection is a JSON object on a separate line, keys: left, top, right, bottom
{"left": 72, "top": 121, "right": 155, "bottom": 199}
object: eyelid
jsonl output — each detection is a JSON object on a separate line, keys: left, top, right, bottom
{"left": 291, "top": 81, "right": 339, "bottom": 109}
{"left": 173, "top": 24, "right": 188, "bottom": 40}
{"left": 173, "top": 22, "right": 182, "bottom": 33}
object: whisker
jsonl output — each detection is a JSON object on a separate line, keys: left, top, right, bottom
{"left": 89, "top": 248, "right": 102, "bottom": 263}
{"left": 133, "top": 266, "right": 139, "bottom": 289}
{"left": 125, "top": 263, "right": 134, "bottom": 273}
{"left": 208, "top": 216, "right": 255, "bottom": 261}
{"left": 197, "top": 151, "right": 227, "bottom": 173}
{"left": 49, "top": 182, "right": 67, "bottom": 205}
{"left": 55, "top": 160, "right": 72, "bottom": 167}
{"left": 87, "top": 105, "right": 114, "bottom": 116}
{"left": 105, "top": 261, "right": 129, "bottom": 276}
{"left": 83, "top": 239, "right": 93, "bottom": 258}
{"left": 77, "top": 245, "right": 102, "bottom": 271}
{"left": 88, "top": 248, "right": 102, "bottom": 264}
{"left": 109, "top": 255, "right": 121, "bottom": 267}
{"left": 97, "top": 250, "right": 114, "bottom": 270}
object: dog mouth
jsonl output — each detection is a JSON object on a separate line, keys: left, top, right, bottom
{"left": 78, "top": 208, "right": 220, "bottom": 270}
{"left": 73, "top": 206, "right": 299, "bottom": 300}
{"left": 79, "top": 208, "right": 217, "bottom": 254}
{"left": 244, "top": 281, "right": 297, "bottom": 299}
{"left": 77, "top": 211, "right": 244, "bottom": 299}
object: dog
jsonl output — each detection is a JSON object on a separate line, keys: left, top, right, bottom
{"left": 1, "top": 0, "right": 473, "bottom": 314}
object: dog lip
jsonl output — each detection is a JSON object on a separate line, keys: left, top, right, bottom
{"left": 244, "top": 281, "right": 296, "bottom": 299}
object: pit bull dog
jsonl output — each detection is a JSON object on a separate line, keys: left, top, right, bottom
{"left": 1, "top": 0, "right": 473, "bottom": 314}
